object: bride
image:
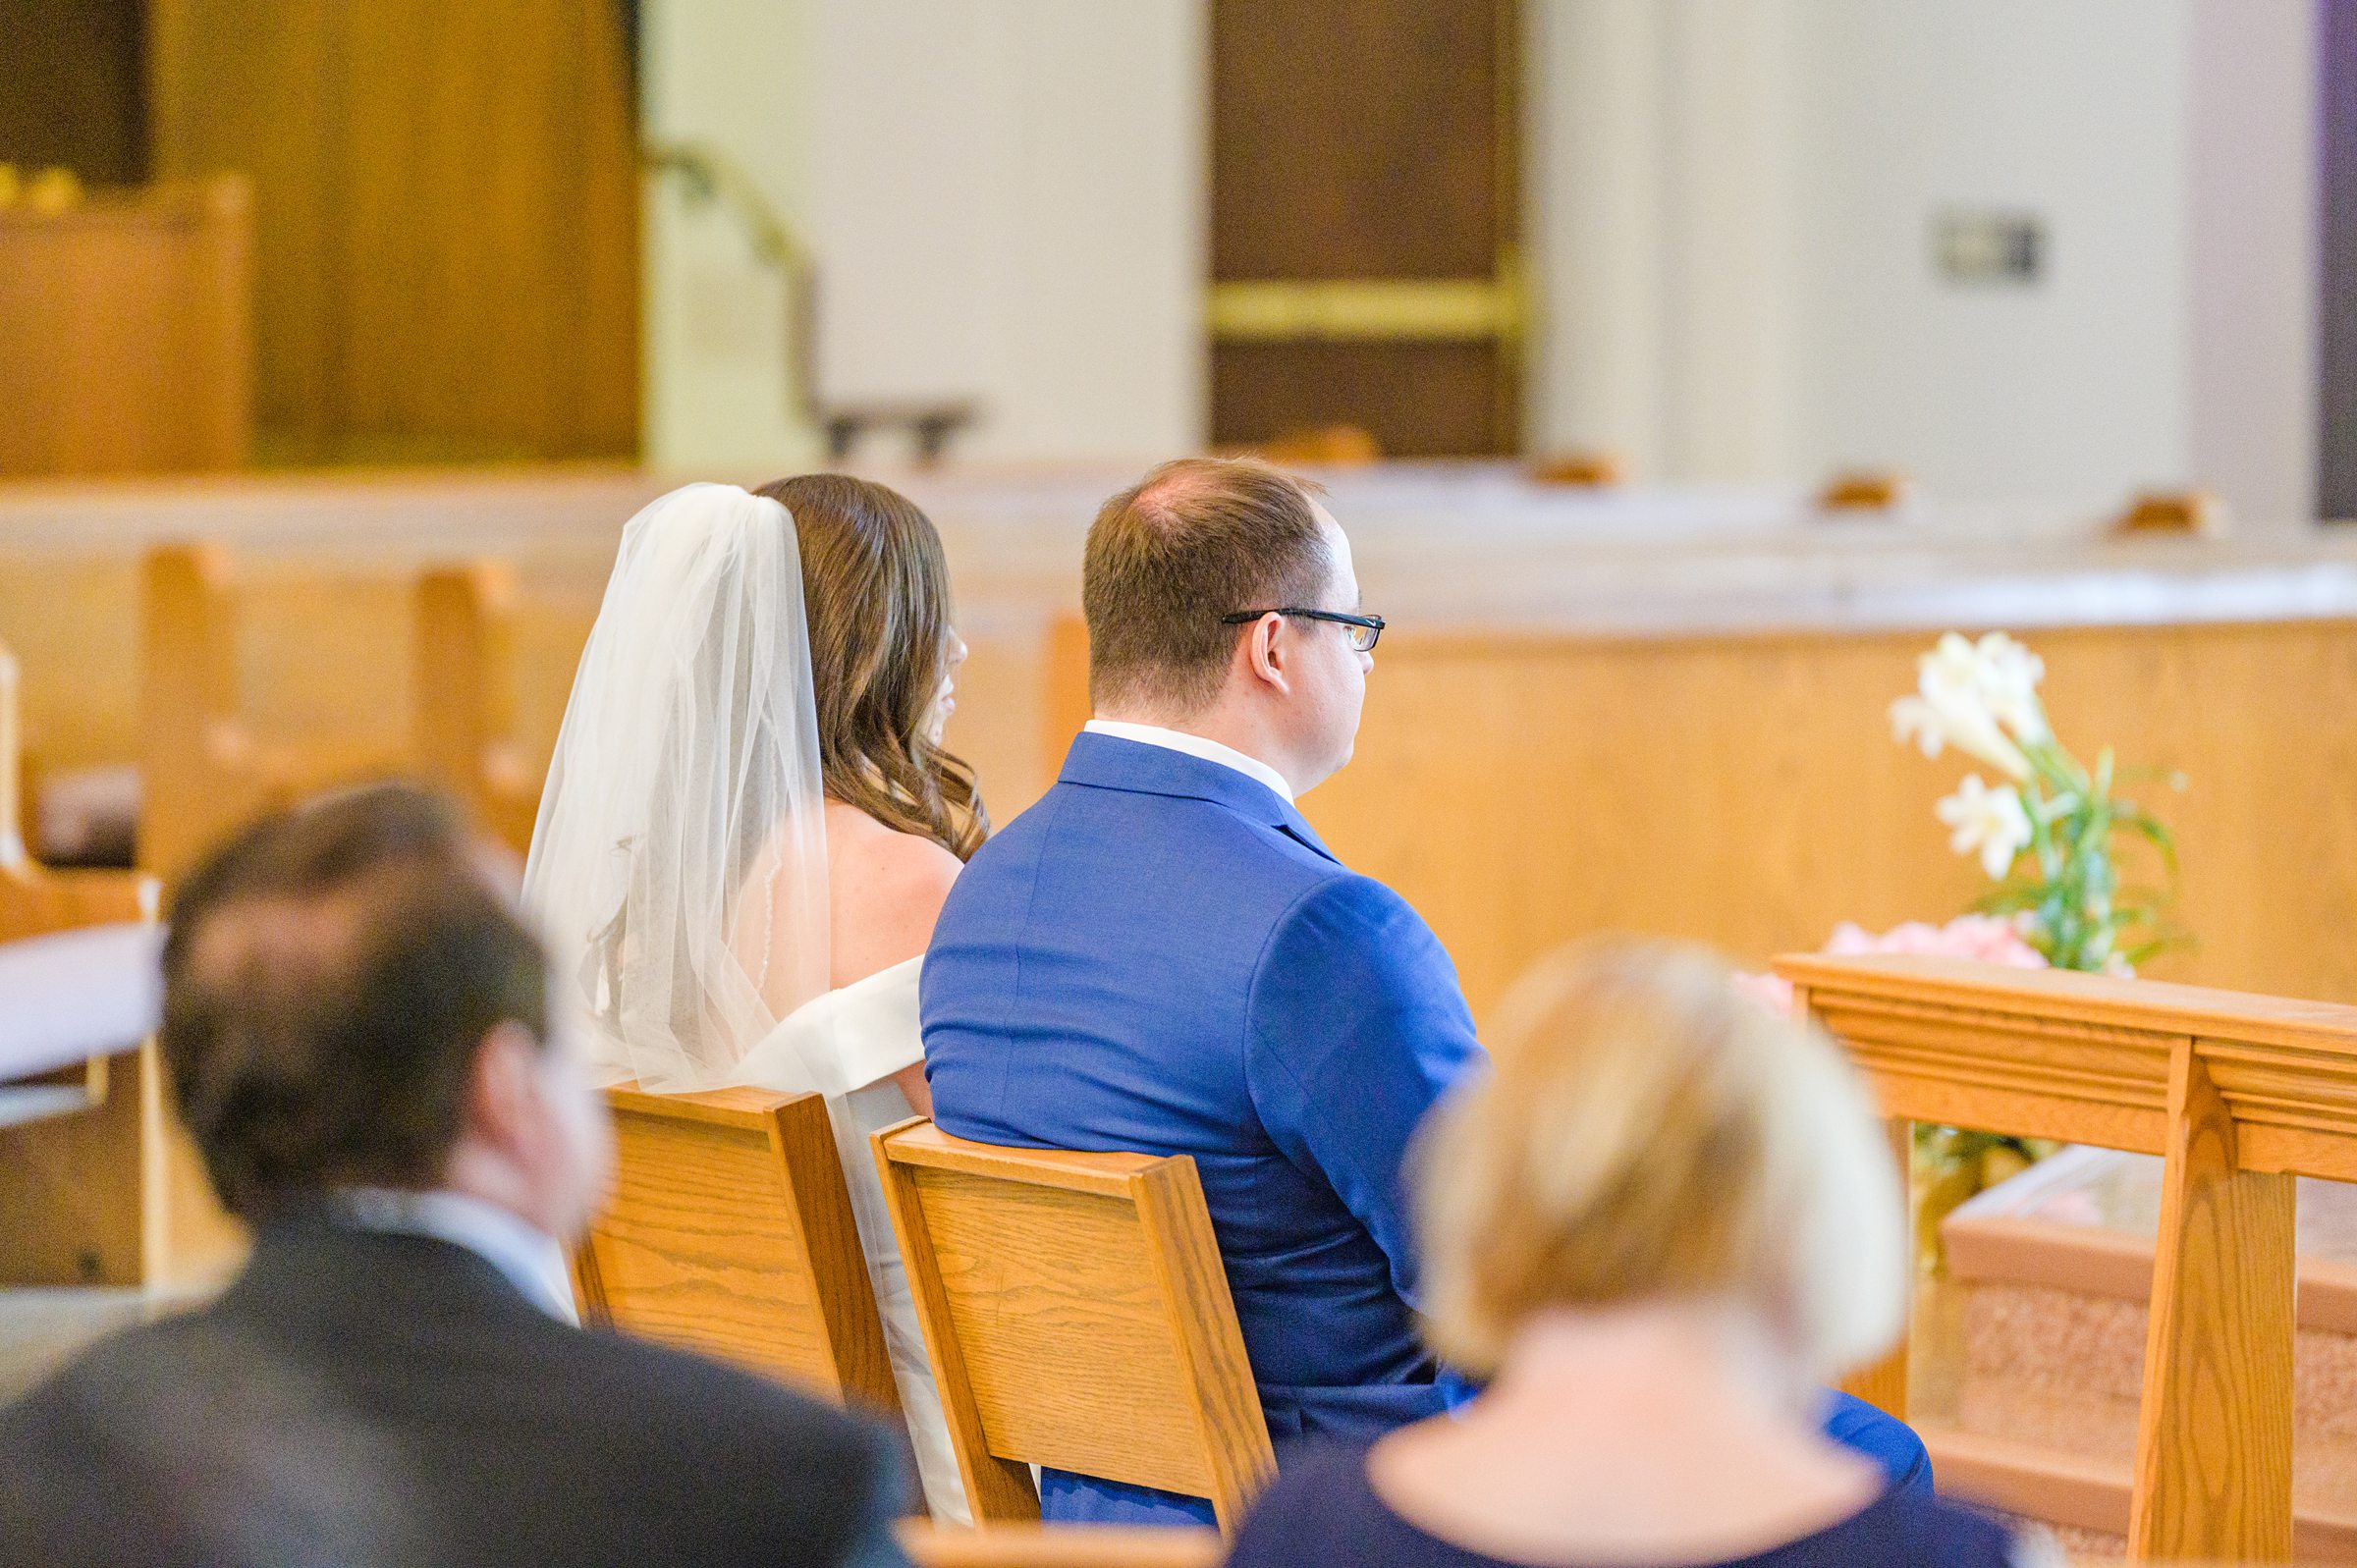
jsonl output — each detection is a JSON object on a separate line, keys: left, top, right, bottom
{"left": 521, "top": 477, "right": 986, "bottom": 1523}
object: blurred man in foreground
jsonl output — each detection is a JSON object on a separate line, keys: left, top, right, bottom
{"left": 0, "top": 784, "right": 907, "bottom": 1568}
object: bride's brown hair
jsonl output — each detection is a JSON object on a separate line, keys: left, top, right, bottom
{"left": 755, "top": 473, "right": 988, "bottom": 860}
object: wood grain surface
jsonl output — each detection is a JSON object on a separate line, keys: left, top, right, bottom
{"left": 138, "top": 543, "right": 398, "bottom": 885}
{"left": 898, "top": 1523, "right": 1221, "bottom": 1568}
{"left": 875, "top": 1119, "right": 1276, "bottom": 1533}
{"left": 149, "top": 0, "right": 637, "bottom": 460}
{"left": 2130, "top": 1047, "right": 2296, "bottom": 1562}
{"left": 0, "top": 638, "right": 237, "bottom": 1289}
{"left": 1834, "top": 1114, "right": 1913, "bottom": 1420}
{"left": 577, "top": 1085, "right": 899, "bottom": 1416}
{"left": 412, "top": 562, "right": 538, "bottom": 852}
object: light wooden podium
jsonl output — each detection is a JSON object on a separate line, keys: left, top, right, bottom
{"left": 0, "top": 177, "right": 251, "bottom": 478}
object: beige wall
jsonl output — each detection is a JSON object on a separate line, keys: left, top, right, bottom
{"left": 1527, "top": 0, "right": 2316, "bottom": 523}
{"left": 646, "top": 0, "right": 2321, "bottom": 524}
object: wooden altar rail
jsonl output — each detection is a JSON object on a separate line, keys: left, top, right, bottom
{"left": 139, "top": 544, "right": 537, "bottom": 884}
{"left": 1774, "top": 951, "right": 2357, "bottom": 1563}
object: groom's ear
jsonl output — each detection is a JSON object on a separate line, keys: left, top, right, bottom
{"left": 1236, "top": 612, "right": 1293, "bottom": 695}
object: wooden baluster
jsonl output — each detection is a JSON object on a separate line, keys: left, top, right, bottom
{"left": 1838, "top": 1115, "right": 1913, "bottom": 1420}
{"left": 2128, "top": 1041, "right": 2296, "bottom": 1561}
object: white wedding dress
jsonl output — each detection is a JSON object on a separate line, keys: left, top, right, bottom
{"left": 731, "top": 956, "right": 968, "bottom": 1525}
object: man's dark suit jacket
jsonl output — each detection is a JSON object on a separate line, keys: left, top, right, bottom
{"left": 0, "top": 1212, "right": 908, "bottom": 1568}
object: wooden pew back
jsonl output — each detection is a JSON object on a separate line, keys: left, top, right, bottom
{"left": 1779, "top": 952, "right": 2357, "bottom": 1563}
{"left": 0, "top": 640, "right": 171, "bottom": 1285}
{"left": 138, "top": 542, "right": 542, "bottom": 882}
{"left": 575, "top": 1084, "right": 898, "bottom": 1414}
{"left": 138, "top": 542, "right": 382, "bottom": 884}
{"left": 872, "top": 1118, "right": 1274, "bottom": 1533}
{"left": 413, "top": 561, "right": 540, "bottom": 852}
{"left": 898, "top": 1523, "right": 1221, "bottom": 1568}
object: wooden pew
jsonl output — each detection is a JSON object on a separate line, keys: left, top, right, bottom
{"left": 139, "top": 543, "right": 541, "bottom": 883}
{"left": 872, "top": 1118, "right": 1275, "bottom": 1534}
{"left": 0, "top": 638, "right": 155, "bottom": 1284}
{"left": 1777, "top": 952, "right": 2357, "bottom": 1563}
{"left": 573, "top": 1085, "right": 900, "bottom": 1415}
{"left": 898, "top": 1524, "right": 1220, "bottom": 1568}
{"left": 138, "top": 543, "right": 396, "bottom": 885}
{"left": 412, "top": 561, "right": 541, "bottom": 853}
{"left": 0, "top": 640, "right": 240, "bottom": 1288}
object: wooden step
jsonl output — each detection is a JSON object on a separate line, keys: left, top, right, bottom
{"left": 1924, "top": 1421, "right": 2357, "bottom": 1561}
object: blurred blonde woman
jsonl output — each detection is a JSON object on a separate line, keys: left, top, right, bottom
{"left": 1227, "top": 939, "right": 2056, "bottom": 1568}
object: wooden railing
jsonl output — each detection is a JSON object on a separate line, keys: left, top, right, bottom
{"left": 1777, "top": 951, "right": 2357, "bottom": 1563}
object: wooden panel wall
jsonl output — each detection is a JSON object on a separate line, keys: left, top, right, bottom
{"left": 147, "top": 0, "right": 639, "bottom": 461}
{"left": 0, "top": 0, "right": 149, "bottom": 183}
{"left": 1300, "top": 622, "right": 2357, "bottom": 1019}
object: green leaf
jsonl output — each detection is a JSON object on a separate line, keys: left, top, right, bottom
{"left": 2119, "top": 812, "right": 2180, "bottom": 877}
{"left": 1971, "top": 884, "right": 2049, "bottom": 915}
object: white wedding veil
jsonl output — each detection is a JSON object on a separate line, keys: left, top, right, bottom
{"left": 521, "top": 483, "right": 830, "bottom": 1092}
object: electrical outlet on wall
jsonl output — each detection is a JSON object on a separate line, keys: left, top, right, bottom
{"left": 1933, "top": 210, "right": 2046, "bottom": 285}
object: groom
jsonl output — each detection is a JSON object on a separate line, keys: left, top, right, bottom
{"left": 920, "top": 458, "right": 1927, "bottom": 1524}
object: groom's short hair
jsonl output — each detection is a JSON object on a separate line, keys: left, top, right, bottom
{"left": 1083, "top": 457, "right": 1332, "bottom": 715}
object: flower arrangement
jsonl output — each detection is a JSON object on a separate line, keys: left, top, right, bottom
{"left": 1891, "top": 631, "right": 2184, "bottom": 973}
{"left": 1886, "top": 631, "right": 2185, "bottom": 1264}
{"left": 1733, "top": 633, "right": 2184, "bottom": 1265}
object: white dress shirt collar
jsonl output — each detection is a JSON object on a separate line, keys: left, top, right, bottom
{"left": 1082, "top": 720, "right": 1295, "bottom": 803}
{"left": 333, "top": 1186, "right": 579, "bottom": 1324}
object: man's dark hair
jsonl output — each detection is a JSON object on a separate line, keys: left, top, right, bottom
{"left": 160, "top": 783, "right": 549, "bottom": 1218}
{"left": 1082, "top": 457, "right": 1332, "bottom": 715}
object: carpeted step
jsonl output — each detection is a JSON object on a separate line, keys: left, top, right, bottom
{"left": 1936, "top": 1146, "right": 2357, "bottom": 1557}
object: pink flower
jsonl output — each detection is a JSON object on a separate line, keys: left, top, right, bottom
{"left": 1825, "top": 914, "right": 2046, "bottom": 968}
{"left": 1732, "top": 915, "right": 2047, "bottom": 1014}
{"left": 1728, "top": 970, "right": 1796, "bottom": 1014}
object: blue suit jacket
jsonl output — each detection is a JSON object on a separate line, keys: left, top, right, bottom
{"left": 921, "top": 733, "right": 1485, "bottom": 1522}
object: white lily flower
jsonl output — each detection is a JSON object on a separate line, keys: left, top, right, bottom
{"left": 1889, "top": 635, "right": 2032, "bottom": 780}
{"left": 1970, "top": 631, "right": 2050, "bottom": 745}
{"left": 1937, "top": 774, "right": 2034, "bottom": 879}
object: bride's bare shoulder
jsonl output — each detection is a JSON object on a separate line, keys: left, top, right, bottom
{"left": 824, "top": 802, "right": 963, "bottom": 981}
{"left": 825, "top": 801, "right": 962, "bottom": 891}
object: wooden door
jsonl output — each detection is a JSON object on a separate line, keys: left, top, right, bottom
{"left": 1209, "top": 0, "right": 1520, "bottom": 458}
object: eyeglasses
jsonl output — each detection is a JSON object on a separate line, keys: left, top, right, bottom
{"left": 1221, "top": 608, "right": 1386, "bottom": 653}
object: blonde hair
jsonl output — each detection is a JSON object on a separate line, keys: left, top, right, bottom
{"left": 1415, "top": 937, "right": 1905, "bottom": 1382}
